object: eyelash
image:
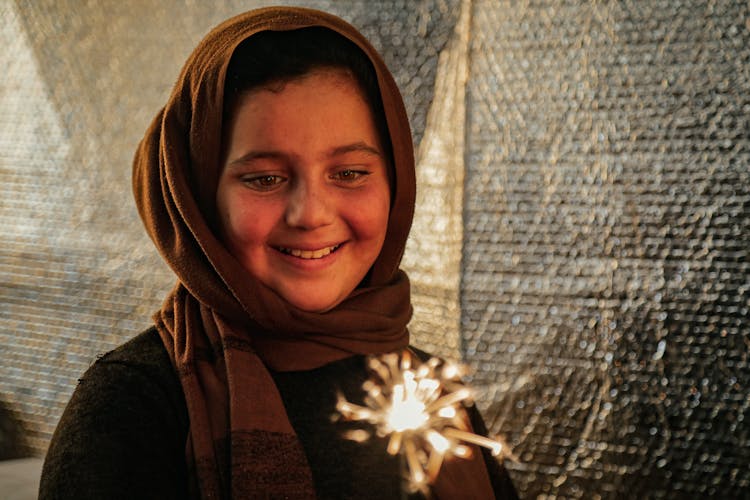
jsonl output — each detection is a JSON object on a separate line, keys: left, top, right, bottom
{"left": 242, "top": 174, "right": 285, "bottom": 191}
{"left": 332, "top": 169, "right": 370, "bottom": 182}
{"left": 240, "top": 169, "right": 371, "bottom": 191}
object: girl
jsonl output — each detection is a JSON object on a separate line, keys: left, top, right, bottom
{"left": 40, "top": 7, "right": 517, "bottom": 499}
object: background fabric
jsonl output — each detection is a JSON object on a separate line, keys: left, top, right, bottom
{"left": 1, "top": 0, "right": 749, "bottom": 498}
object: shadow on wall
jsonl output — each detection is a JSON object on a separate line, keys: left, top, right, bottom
{"left": 0, "top": 399, "right": 42, "bottom": 500}
{"left": 0, "top": 399, "right": 27, "bottom": 460}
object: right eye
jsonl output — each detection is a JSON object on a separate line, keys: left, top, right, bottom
{"left": 242, "top": 174, "right": 285, "bottom": 191}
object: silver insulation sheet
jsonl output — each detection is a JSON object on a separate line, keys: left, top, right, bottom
{"left": 463, "top": 1, "right": 750, "bottom": 498}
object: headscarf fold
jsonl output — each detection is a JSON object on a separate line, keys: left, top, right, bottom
{"left": 133, "top": 6, "right": 493, "bottom": 498}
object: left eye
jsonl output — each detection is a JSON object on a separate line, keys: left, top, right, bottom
{"left": 333, "top": 169, "right": 368, "bottom": 181}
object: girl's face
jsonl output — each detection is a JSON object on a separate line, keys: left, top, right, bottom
{"left": 216, "top": 69, "right": 391, "bottom": 313}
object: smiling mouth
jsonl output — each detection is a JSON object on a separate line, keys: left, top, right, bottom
{"left": 276, "top": 244, "right": 342, "bottom": 260}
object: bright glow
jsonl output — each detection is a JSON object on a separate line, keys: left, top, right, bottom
{"left": 342, "top": 429, "right": 371, "bottom": 442}
{"left": 335, "top": 350, "right": 514, "bottom": 494}
{"left": 442, "top": 363, "right": 460, "bottom": 379}
{"left": 386, "top": 384, "right": 428, "bottom": 432}
{"left": 444, "top": 428, "right": 504, "bottom": 456}
{"left": 437, "top": 406, "right": 456, "bottom": 418}
{"left": 454, "top": 444, "right": 472, "bottom": 458}
{"left": 426, "top": 430, "right": 450, "bottom": 453}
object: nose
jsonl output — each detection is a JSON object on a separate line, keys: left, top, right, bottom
{"left": 284, "top": 180, "right": 333, "bottom": 230}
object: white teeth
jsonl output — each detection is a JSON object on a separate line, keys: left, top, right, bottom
{"left": 280, "top": 244, "right": 340, "bottom": 259}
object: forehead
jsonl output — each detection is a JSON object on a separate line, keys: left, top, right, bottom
{"left": 224, "top": 69, "right": 382, "bottom": 156}
{"left": 250, "top": 66, "right": 361, "bottom": 94}
{"left": 235, "top": 67, "right": 368, "bottom": 115}
{"left": 239, "top": 68, "right": 369, "bottom": 116}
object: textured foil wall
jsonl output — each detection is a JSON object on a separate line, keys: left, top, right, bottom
{"left": 463, "top": 0, "right": 750, "bottom": 498}
{"left": 1, "top": 0, "right": 749, "bottom": 498}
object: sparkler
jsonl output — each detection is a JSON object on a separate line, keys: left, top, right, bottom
{"left": 336, "top": 350, "right": 513, "bottom": 493}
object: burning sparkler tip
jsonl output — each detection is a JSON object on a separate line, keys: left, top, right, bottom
{"left": 337, "top": 350, "right": 513, "bottom": 490}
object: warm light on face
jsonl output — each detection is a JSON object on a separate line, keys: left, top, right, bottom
{"left": 216, "top": 69, "right": 391, "bottom": 312}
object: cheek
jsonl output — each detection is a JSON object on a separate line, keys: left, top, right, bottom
{"left": 218, "top": 193, "right": 274, "bottom": 251}
{"left": 351, "top": 193, "right": 390, "bottom": 245}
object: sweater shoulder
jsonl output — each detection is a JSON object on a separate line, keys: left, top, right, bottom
{"left": 96, "top": 326, "right": 173, "bottom": 369}
{"left": 69, "top": 326, "right": 181, "bottom": 406}
{"left": 69, "top": 326, "right": 180, "bottom": 410}
{"left": 39, "top": 327, "right": 188, "bottom": 500}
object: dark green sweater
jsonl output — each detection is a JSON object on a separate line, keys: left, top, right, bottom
{"left": 40, "top": 328, "right": 517, "bottom": 499}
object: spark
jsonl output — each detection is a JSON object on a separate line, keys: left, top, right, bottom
{"left": 336, "top": 350, "right": 513, "bottom": 492}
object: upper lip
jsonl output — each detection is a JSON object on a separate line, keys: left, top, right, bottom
{"left": 274, "top": 243, "right": 343, "bottom": 259}
{"left": 274, "top": 242, "right": 342, "bottom": 252}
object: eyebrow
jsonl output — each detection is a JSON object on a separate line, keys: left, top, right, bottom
{"left": 328, "top": 141, "right": 383, "bottom": 158}
{"left": 227, "top": 150, "right": 286, "bottom": 167}
{"left": 227, "top": 141, "right": 382, "bottom": 168}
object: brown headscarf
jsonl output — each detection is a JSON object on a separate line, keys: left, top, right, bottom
{"left": 133, "top": 6, "right": 493, "bottom": 499}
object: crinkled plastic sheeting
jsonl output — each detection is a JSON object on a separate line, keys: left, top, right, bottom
{"left": 462, "top": 1, "right": 749, "bottom": 497}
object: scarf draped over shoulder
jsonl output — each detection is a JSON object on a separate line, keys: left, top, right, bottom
{"left": 132, "top": 6, "right": 492, "bottom": 498}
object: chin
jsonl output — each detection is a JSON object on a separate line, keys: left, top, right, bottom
{"left": 286, "top": 295, "right": 343, "bottom": 314}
